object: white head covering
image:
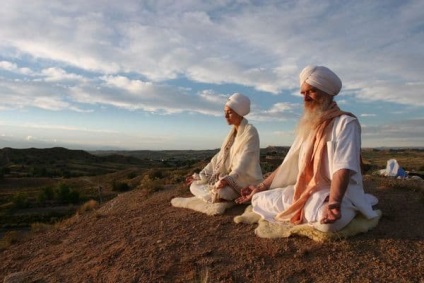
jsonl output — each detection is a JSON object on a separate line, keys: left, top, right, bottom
{"left": 299, "top": 65, "right": 342, "bottom": 96}
{"left": 225, "top": 93, "right": 250, "bottom": 116}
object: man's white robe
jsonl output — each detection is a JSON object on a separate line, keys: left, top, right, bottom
{"left": 252, "top": 115, "right": 378, "bottom": 230}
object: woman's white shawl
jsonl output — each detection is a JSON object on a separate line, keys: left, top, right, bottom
{"left": 201, "top": 118, "right": 263, "bottom": 188}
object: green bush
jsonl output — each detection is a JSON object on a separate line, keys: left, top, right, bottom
{"left": 67, "top": 191, "right": 80, "bottom": 204}
{"left": 112, "top": 181, "right": 131, "bottom": 192}
{"left": 55, "top": 184, "right": 80, "bottom": 204}
{"left": 37, "top": 186, "right": 55, "bottom": 205}
{"left": 11, "top": 192, "right": 29, "bottom": 209}
{"left": 140, "top": 175, "right": 163, "bottom": 193}
{"left": 127, "top": 171, "right": 137, "bottom": 179}
{"left": 148, "top": 169, "right": 164, "bottom": 180}
{"left": 31, "top": 166, "right": 48, "bottom": 177}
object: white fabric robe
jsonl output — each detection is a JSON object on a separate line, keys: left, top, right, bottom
{"left": 252, "top": 115, "right": 378, "bottom": 226}
{"left": 191, "top": 118, "right": 263, "bottom": 201}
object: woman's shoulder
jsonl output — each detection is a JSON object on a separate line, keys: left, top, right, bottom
{"left": 243, "top": 120, "right": 258, "bottom": 134}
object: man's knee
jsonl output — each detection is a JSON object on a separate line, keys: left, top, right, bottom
{"left": 313, "top": 222, "right": 342, "bottom": 233}
{"left": 313, "top": 211, "right": 356, "bottom": 232}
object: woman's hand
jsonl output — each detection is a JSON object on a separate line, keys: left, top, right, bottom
{"left": 215, "top": 178, "right": 229, "bottom": 190}
{"left": 235, "top": 185, "right": 259, "bottom": 204}
{"left": 185, "top": 175, "right": 195, "bottom": 186}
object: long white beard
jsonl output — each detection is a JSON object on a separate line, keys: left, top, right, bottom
{"left": 296, "top": 94, "right": 333, "bottom": 140}
{"left": 295, "top": 106, "right": 327, "bottom": 140}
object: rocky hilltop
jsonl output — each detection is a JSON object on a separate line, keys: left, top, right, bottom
{"left": 0, "top": 147, "right": 423, "bottom": 282}
{"left": 1, "top": 175, "right": 423, "bottom": 282}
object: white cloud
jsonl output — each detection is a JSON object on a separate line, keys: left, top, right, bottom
{"left": 362, "top": 118, "right": 424, "bottom": 147}
{"left": 249, "top": 102, "right": 301, "bottom": 122}
{"left": 0, "top": 1, "right": 422, "bottom": 149}
{"left": 101, "top": 75, "right": 153, "bottom": 94}
{"left": 1, "top": 1, "right": 422, "bottom": 105}
{"left": 41, "top": 67, "right": 86, "bottom": 82}
{"left": 355, "top": 83, "right": 424, "bottom": 106}
{"left": 0, "top": 60, "right": 33, "bottom": 75}
{"left": 0, "top": 61, "right": 17, "bottom": 71}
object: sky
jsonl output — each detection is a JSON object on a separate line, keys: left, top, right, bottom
{"left": 0, "top": 0, "right": 423, "bottom": 151}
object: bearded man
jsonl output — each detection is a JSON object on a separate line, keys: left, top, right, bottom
{"left": 236, "top": 65, "right": 379, "bottom": 232}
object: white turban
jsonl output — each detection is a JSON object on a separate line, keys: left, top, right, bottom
{"left": 299, "top": 65, "right": 342, "bottom": 96}
{"left": 225, "top": 93, "right": 250, "bottom": 116}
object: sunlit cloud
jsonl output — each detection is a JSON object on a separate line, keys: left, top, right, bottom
{"left": 0, "top": 0, "right": 422, "bottom": 149}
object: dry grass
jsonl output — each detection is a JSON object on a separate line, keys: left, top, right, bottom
{"left": 1, "top": 149, "right": 423, "bottom": 282}
{"left": 1, "top": 181, "right": 423, "bottom": 282}
{"left": 362, "top": 148, "right": 424, "bottom": 172}
{"left": 1, "top": 200, "right": 102, "bottom": 251}
{"left": 76, "top": 199, "right": 99, "bottom": 215}
{"left": 0, "top": 231, "right": 27, "bottom": 251}
{"left": 193, "top": 267, "right": 211, "bottom": 283}
{"left": 31, "top": 222, "right": 53, "bottom": 233}
{"left": 367, "top": 175, "right": 424, "bottom": 191}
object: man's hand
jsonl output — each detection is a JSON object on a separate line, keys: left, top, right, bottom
{"left": 320, "top": 203, "right": 342, "bottom": 224}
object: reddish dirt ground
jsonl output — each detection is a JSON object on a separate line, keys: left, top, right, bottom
{"left": 1, "top": 178, "right": 423, "bottom": 283}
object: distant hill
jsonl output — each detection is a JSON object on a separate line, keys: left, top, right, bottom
{"left": 0, "top": 147, "right": 149, "bottom": 178}
{"left": 0, "top": 147, "right": 95, "bottom": 165}
{"left": 89, "top": 149, "right": 220, "bottom": 162}
{"left": 3, "top": 146, "right": 420, "bottom": 178}
{"left": 0, "top": 147, "right": 145, "bottom": 166}
{"left": 90, "top": 146, "right": 292, "bottom": 161}
{"left": 0, "top": 146, "right": 293, "bottom": 178}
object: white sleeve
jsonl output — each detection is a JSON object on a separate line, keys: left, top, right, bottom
{"left": 332, "top": 116, "right": 362, "bottom": 174}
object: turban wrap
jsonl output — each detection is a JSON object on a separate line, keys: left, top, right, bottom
{"left": 225, "top": 93, "right": 251, "bottom": 116}
{"left": 299, "top": 65, "right": 342, "bottom": 96}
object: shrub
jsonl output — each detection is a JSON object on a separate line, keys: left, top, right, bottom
{"left": 112, "top": 181, "right": 131, "bottom": 192}
{"left": 127, "top": 171, "right": 137, "bottom": 179}
{"left": 31, "top": 222, "right": 52, "bottom": 233}
{"left": 11, "top": 192, "right": 29, "bottom": 209}
{"left": 36, "top": 192, "right": 46, "bottom": 204}
{"left": 37, "top": 186, "right": 55, "bottom": 205}
{"left": 1, "top": 167, "right": 10, "bottom": 175}
{"left": 56, "top": 184, "right": 71, "bottom": 203}
{"left": 0, "top": 231, "right": 26, "bottom": 250}
{"left": 77, "top": 200, "right": 99, "bottom": 215}
{"left": 67, "top": 191, "right": 80, "bottom": 204}
{"left": 31, "top": 166, "right": 48, "bottom": 177}
{"left": 148, "top": 169, "right": 164, "bottom": 180}
{"left": 55, "top": 184, "right": 80, "bottom": 204}
{"left": 140, "top": 175, "right": 163, "bottom": 193}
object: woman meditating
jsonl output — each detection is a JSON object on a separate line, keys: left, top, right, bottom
{"left": 186, "top": 93, "right": 263, "bottom": 203}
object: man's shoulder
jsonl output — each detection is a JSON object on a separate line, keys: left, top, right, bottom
{"left": 337, "top": 114, "right": 359, "bottom": 124}
{"left": 333, "top": 114, "right": 361, "bottom": 134}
